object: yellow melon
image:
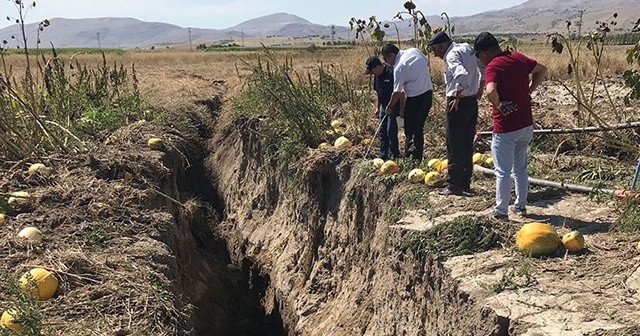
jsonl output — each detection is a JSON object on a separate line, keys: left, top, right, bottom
{"left": 427, "top": 159, "right": 441, "bottom": 169}
{"left": 1, "top": 310, "right": 23, "bottom": 331}
{"left": 380, "top": 160, "right": 399, "bottom": 175}
{"left": 18, "top": 227, "right": 43, "bottom": 243}
{"left": 435, "top": 159, "right": 449, "bottom": 172}
{"left": 19, "top": 268, "right": 58, "bottom": 301}
{"left": 424, "top": 171, "right": 442, "bottom": 186}
{"left": 7, "top": 191, "right": 31, "bottom": 206}
{"left": 0, "top": 214, "right": 5, "bottom": 225}
{"left": 334, "top": 136, "right": 352, "bottom": 149}
{"left": 484, "top": 157, "right": 494, "bottom": 167}
{"left": 408, "top": 169, "right": 426, "bottom": 183}
{"left": 28, "top": 163, "right": 52, "bottom": 176}
{"left": 637, "top": 241, "right": 640, "bottom": 253}
{"left": 562, "top": 231, "right": 585, "bottom": 253}
{"left": 147, "top": 138, "right": 164, "bottom": 150}
{"left": 372, "top": 158, "right": 385, "bottom": 169}
{"left": 472, "top": 153, "right": 486, "bottom": 164}
{"left": 330, "top": 119, "right": 343, "bottom": 129}
{"left": 516, "top": 222, "right": 562, "bottom": 257}
{"left": 318, "top": 142, "right": 332, "bottom": 149}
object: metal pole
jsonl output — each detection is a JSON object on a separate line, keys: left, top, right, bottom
{"left": 364, "top": 115, "right": 387, "bottom": 159}
{"left": 477, "top": 121, "right": 640, "bottom": 137}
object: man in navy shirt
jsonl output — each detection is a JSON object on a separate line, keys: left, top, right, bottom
{"left": 366, "top": 56, "right": 400, "bottom": 160}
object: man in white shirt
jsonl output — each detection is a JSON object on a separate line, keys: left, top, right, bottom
{"left": 381, "top": 43, "right": 433, "bottom": 161}
{"left": 429, "top": 31, "right": 485, "bottom": 196}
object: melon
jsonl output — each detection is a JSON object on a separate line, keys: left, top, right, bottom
{"left": 18, "top": 227, "right": 43, "bottom": 243}
{"left": 372, "top": 158, "right": 385, "bottom": 169}
{"left": 334, "top": 136, "right": 352, "bottom": 149}
{"left": 7, "top": 191, "right": 31, "bottom": 206}
{"left": 637, "top": 241, "right": 640, "bottom": 253}
{"left": 0, "top": 310, "right": 22, "bottom": 331}
{"left": 408, "top": 169, "right": 426, "bottom": 183}
{"left": 0, "top": 214, "right": 5, "bottom": 225}
{"left": 147, "top": 138, "right": 164, "bottom": 150}
{"left": 472, "top": 153, "right": 486, "bottom": 164}
{"left": 424, "top": 171, "right": 442, "bottom": 186}
{"left": 435, "top": 159, "right": 449, "bottom": 172}
{"left": 318, "top": 142, "right": 332, "bottom": 149}
{"left": 484, "top": 157, "right": 494, "bottom": 167}
{"left": 380, "top": 160, "right": 399, "bottom": 175}
{"left": 516, "top": 222, "right": 562, "bottom": 257}
{"left": 427, "top": 159, "right": 441, "bottom": 169}
{"left": 562, "top": 231, "right": 585, "bottom": 253}
{"left": 28, "top": 163, "right": 52, "bottom": 176}
{"left": 19, "top": 268, "right": 58, "bottom": 300}
{"left": 330, "top": 119, "right": 343, "bottom": 129}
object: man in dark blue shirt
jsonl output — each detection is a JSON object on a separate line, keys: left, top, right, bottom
{"left": 366, "top": 56, "right": 400, "bottom": 160}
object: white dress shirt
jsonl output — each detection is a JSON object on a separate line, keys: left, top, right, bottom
{"left": 393, "top": 48, "right": 433, "bottom": 98}
{"left": 443, "top": 42, "right": 485, "bottom": 98}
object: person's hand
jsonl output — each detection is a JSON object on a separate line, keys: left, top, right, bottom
{"left": 498, "top": 101, "right": 517, "bottom": 116}
{"left": 374, "top": 108, "right": 379, "bottom": 117}
{"left": 385, "top": 106, "right": 393, "bottom": 116}
{"left": 449, "top": 97, "right": 460, "bottom": 112}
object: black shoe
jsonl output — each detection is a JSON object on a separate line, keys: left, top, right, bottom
{"left": 438, "top": 188, "right": 463, "bottom": 196}
{"left": 462, "top": 188, "right": 475, "bottom": 197}
{"left": 491, "top": 211, "right": 509, "bottom": 221}
{"left": 510, "top": 205, "right": 527, "bottom": 215}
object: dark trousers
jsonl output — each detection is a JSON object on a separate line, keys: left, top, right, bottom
{"left": 378, "top": 106, "right": 400, "bottom": 159}
{"left": 404, "top": 90, "right": 433, "bottom": 160}
{"left": 446, "top": 96, "right": 478, "bottom": 192}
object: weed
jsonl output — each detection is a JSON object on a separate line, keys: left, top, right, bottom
{"left": 611, "top": 197, "right": 640, "bottom": 232}
{"left": 492, "top": 259, "right": 536, "bottom": 293}
{"left": 379, "top": 174, "right": 401, "bottom": 186}
{"left": 0, "top": 272, "right": 43, "bottom": 335}
{"left": 401, "top": 215, "right": 500, "bottom": 258}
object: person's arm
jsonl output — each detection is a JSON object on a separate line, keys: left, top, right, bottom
{"left": 485, "top": 82, "right": 500, "bottom": 108}
{"left": 476, "top": 59, "right": 486, "bottom": 99}
{"left": 398, "top": 92, "right": 406, "bottom": 117}
{"left": 386, "top": 91, "right": 404, "bottom": 115}
{"left": 447, "top": 51, "right": 470, "bottom": 111}
{"left": 385, "top": 66, "right": 405, "bottom": 115}
{"left": 529, "top": 63, "right": 547, "bottom": 93}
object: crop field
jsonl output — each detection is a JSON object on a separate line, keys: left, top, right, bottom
{"left": 2, "top": 17, "right": 640, "bottom": 334}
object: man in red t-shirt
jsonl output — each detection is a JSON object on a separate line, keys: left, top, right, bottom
{"left": 474, "top": 32, "right": 547, "bottom": 220}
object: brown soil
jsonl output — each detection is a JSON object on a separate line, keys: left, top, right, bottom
{"left": 1, "top": 75, "right": 640, "bottom": 336}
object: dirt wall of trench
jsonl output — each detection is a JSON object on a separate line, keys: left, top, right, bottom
{"left": 206, "top": 123, "right": 510, "bottom": 336}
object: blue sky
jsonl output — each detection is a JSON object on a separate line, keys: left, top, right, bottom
{"left": 0, "top": 0, "right": 527, "bottom": 29}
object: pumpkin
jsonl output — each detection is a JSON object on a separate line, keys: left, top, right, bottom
{"left": 334, "top": 136, "right": 352, "bottom": 149}
{"left": 318, "top": 142, "right": 332, "bottom": 149}
{"left": 19, "top": 268, "right": 58, "bottom": 301}
{"left": 372, "top": 158, "right": 385, "bottom": 169}
{"left": 516, "top": 222, "right": 562, "bottom": 257}
{"left": 1, "top": 310, "right": 23, "bottom": 331}
{"left": 7, "top": 191, "right": 31, "bottom": 206}
{"left": 28, "top": 163, "right": 52, "bottom": 176}
{"left": 472, "top": 153, "right": 486, "bottom": 164}
{"left": 562, "top": 231, "right": 585, "bottom": 253}
{"left": 380, "top": 160, "right": 399, "bottom": 175}
{"left": 0, "top": 214, "right": 5, "bottom": 225}
{"left": 427, "top": 159, "right": 441, "bottom": 170}
{"left": 435, "top": 159, "right": 449, "bottom": 172}
{"left": 330, "top": 119, "right": 343, "bottom": 129}
{"left": 484, "top": 157, "right": 494, "bottom": 167}
{"left": 18, "top": 227, "right": 43, "bottom": 243}
{"left": 147, "top": 138, "right": 164, "bottom": 150}
{"left": 408, "top": 169, "right": 426, "bottom": 183}
{"left": 424, "top": 171, "right": 442, "bottom": 186}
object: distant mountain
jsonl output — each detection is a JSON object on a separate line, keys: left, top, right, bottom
{"left": 0, "top": 1, "right": 638, "bottom": 49}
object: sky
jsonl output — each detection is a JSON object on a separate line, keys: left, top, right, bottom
{"left": 0, "top": 0, "right": 527, "bottom": 29}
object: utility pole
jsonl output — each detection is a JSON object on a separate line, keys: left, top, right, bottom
{"left": 188, "top": 27, "right": 193, "bottom": 51}
{"left": 331, "top": 24, "right": 335, "bottom": 45}
{"left": 96, "top": 32, "right": 102, "bottom": 48}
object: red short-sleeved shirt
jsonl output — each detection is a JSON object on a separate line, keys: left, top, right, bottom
{"left": 485, "top": 51, "right": 537, "bottom": 133}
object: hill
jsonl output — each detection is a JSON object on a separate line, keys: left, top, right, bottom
{"left": 0, "top": 0, "right": 639, "bottom": 49}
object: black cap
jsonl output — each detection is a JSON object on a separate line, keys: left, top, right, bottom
{"left": 473, "top": 31, "right": 499, "bottom": 51}
{"left": 365, "top": 56, "right": 382, "bottom": 74}
{"left": 428, "top": 31, "right": 451, "bottom": 46}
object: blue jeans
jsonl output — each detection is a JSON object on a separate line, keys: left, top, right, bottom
{"left": 491, "top": 125, "right": 534, "bottom": 215}
{"left": 379, "top": 106, "right": 399, "bottom": 159}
